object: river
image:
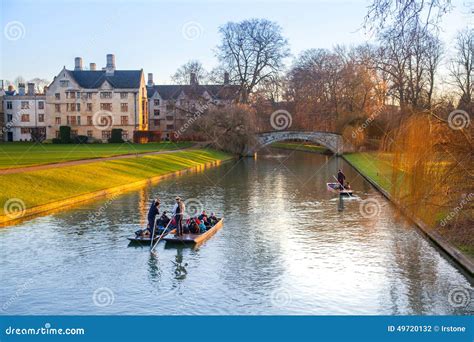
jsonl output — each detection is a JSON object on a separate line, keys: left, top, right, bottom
{"left": 1, "top": 149, "right": 472, "bottom": 315}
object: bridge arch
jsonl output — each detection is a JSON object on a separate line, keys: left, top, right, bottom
{"left": 248, "top": 131, "right": 353, "bottom": 156}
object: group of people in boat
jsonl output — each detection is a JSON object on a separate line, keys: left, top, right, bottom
{"left": 337, "top": 169, "right": 351, "bottom": 190}
{"left": 136, "top": 196, "right": 218, "bottom": 238}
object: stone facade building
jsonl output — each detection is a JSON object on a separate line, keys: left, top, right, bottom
{"left": 2, "top": 83, "right": 47, "bottom": 142}
{"left": 146, "top": 72, "right": 239, "bottom": 139}
{"left": 46, "top": 54, "right": 148, "bottom": 142}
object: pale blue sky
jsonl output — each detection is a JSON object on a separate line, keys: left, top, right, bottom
{"left": 1, "top": 0, "right": 471, "bottom": 84}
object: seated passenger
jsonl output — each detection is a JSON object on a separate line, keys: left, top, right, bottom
{"left": 209, "top": 213, "right": 218, "bottom": 225}
{"left": 198, "top": 210, "right": 208, "bottom": 221}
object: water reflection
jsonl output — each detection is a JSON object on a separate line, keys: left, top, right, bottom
{"left": 0, "top": 149, "right": 472, "bottom": 315}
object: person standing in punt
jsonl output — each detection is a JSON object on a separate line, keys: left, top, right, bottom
{"left": 337, "top": 169, "right": 346, "bottom": 190}
{"left": 173, "top": 197, "right": 185, "bottom": 237}
{"left": 147, "top": 199, "right": 160, "bottom": 237}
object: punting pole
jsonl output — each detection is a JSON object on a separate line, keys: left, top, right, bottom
{"left": 151, "top": 214, "right": 175, "bottom": 252}
{"left": 149, "top": 216, "right": 158, "bottom": 249}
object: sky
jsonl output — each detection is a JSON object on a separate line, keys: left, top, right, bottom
{"left": 1, "top": 0, "right": 472, "bottom": 85}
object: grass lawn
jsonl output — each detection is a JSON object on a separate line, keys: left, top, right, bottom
{"left": 0, "top": 149, "right": 231, "bottom": 216}
{"left": 271, "top": 142, "right": 329, "bottom": 153}
{"left": 0, "top": 141, "right": 193, "bottom": 169}
{"left": 343, "top": 152, "right": 406, "bottom": 194}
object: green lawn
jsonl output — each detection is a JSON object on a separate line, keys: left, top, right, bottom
{"left": 271, "top": 142, "right": 329, "bottom": 153}
{"left": 0, "top": 141, "right": 193, "bottom": 169}
{"left": 343, "top": 152, "right": 403, "bottom": 193}
{"left": 0, "top": 149, "right": 231, "bottom": 216}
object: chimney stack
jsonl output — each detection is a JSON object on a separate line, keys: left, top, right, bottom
{"left": 224, "top": 72, "right": 229, "bottom": 85}
{"left": 106, "top": 54, "right": 116, "bottom": 75}
{"left": 18, "top": 83, "right": 26, "bottom": 96}
{"left": 27, "top": 83, "right": 35, "bottom": 95}
{"left": 190, "top": 72, "right": 197, "bottom": 86}
{"left": 147, "top": 73, "right": 154, "bottom": 86}
{"left": 90, "top": 63, "right": 97, "bottom": 71}
{"left": 74, "top": 57, "right": 83, "bottom": 71}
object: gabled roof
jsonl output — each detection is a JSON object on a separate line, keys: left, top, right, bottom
{"left": 147, "top": 84, "right": 240, "bottom": 101}
{"left": 66, "top": 70, "right": 143, "bottom": 89}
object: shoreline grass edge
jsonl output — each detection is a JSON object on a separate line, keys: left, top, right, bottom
{"left": 0, "top": 149, "right": 233, "bottom": 227}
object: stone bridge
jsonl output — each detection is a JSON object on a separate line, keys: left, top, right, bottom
{"left": 246, "top": 131, "right": 354, "bottom": 156}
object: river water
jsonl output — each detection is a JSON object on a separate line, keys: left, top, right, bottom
{"left": 1, "top": 149, "right": 472, "bottom": 315}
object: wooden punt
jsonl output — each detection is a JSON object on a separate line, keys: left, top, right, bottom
{"left": 326, "top": 182, "right": 353, "bottom": 196}
{"left": 163, "top": 218, "right": 224, "bottom": 245}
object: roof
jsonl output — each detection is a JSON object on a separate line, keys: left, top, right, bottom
{"left": 66, "top": 70, "right": 143, "bottom": 89}
{"left": 147, "top": 84, "right": 240, "bottom": 101}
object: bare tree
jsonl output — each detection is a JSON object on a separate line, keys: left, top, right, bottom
{"left": 216, "top": 18, "right": 290, "bottom": 103}
{"left": 449, "top": 28, "right": 473, "bottom": 109}
{"left": 28, "top": 77, "right": 50, "bottom": 93}
{"left": 171, "top": 60, "right": 209, "bottom": 85}
{"left": 364, "top": 0, "right": 452, "bottom": 33}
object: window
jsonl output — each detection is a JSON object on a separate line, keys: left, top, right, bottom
{"left": 100, "top": 92, "right": 112, "bottom": 99}
{"left": 100, "top": 103, "right": 112, "bottom": 111}
{"left": 38, "top": 114, "right": 44, "bottom": 122}
{"left": 38, "top": 101, "right": 44, "bottom": 110}
{"left": 55, "top": 93, "right": 60, "bottom": 100}
{"left": 67, "top": 91, "right": 76, "bottom": 99}
{"left": 77, "top": 103, "right": 81, "bottom": 111}
{"left": 87, "top": 116, "right": 93, "bottom": 125}
{"left": 55, "top": 131, "right": 60, "bottom": 138}
{"left": 76, "top": 92, "right": 81, "bottom": 98}
{"left": 166, "top": 116, "right": 174, "bottom": 121}
{"left": 121, "top": 103, "right": 128, "bottom": 112}
{"left": 166, "top": 124, "right": 174, "bottom": 130}
{"left": 122, "top": 130, "right": 129, "bottom": 140}
{"left": 153, "top": 119, "right": 160, "bottom": 126}
{"left": 85, "top": 93, "right": 93, "bottom": 99}
{"left": 71, "top": 130, "right": 78, "bottom": 137}
{"left": 21, "top": 101, "right": 30, "bottom": 109}
{"left": 21, "top": 128, "right": 30, "bottom": 134}
{"left": 120, "top": 116, "right": 129, "bottom": 125}
{"left": 154, "top": 109, "right": 160, "bottom": 116}
{"left": 55, "top": 117, "right": 61, "bottom": 125}
{"left": 120, "top": 92, "right": 128, "bottom": 99}
{"left": 55, "top": 104, "right": 61, "bottom": 113}
{"left": 60, "top": 80, "right": 69, "bottom": 87}
{"left": 6, "top": 101, "right": 12, "bottom": 109}
{"left": 7, "top": 114, "right": 13, "bottom": 122}
{"left": 154, "top": 99, "right": 160, "bottom": 106}
{"left": 87, "top": 130, "right": 93, "bottom": 138}
{"left": 102, "top": 130, "right": 111, "bottom": 140}
{"left": 21, "top": 114, "right": 30, "bottom": 122}
{"left": 86, "top": 103, "right": 93, "bottom": 111}
{"left": 77, "top": 116, "right": 81, "bottom": 125}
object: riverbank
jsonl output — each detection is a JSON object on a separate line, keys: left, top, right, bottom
{"left": 271, "top": 142, "right": 329, "bottom": 154}
{"left": 0, "top": 149, "right": 232, "bottom": 226}
{"left": 344, "top": 152, "right": 474, "bottom": 276}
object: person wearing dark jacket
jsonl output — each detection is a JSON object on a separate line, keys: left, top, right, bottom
{"left": 337, "top": 169, "right": 346, "bottom": 189}
{"left": 147, "top": 199, "right": 160, "bottom": 236}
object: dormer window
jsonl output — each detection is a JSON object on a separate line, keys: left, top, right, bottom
{"left": 60, "top": 80, "right": 69, "bottom": 87}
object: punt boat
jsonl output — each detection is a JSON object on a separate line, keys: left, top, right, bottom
{"left": 326, "top": 182, "right": 353, "bottom": 196}
{"left": 163, "top": 218, "right": 224, "bottom": 245}
{"left": 127, "top": 226, "right": 172, "bottom": 244}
